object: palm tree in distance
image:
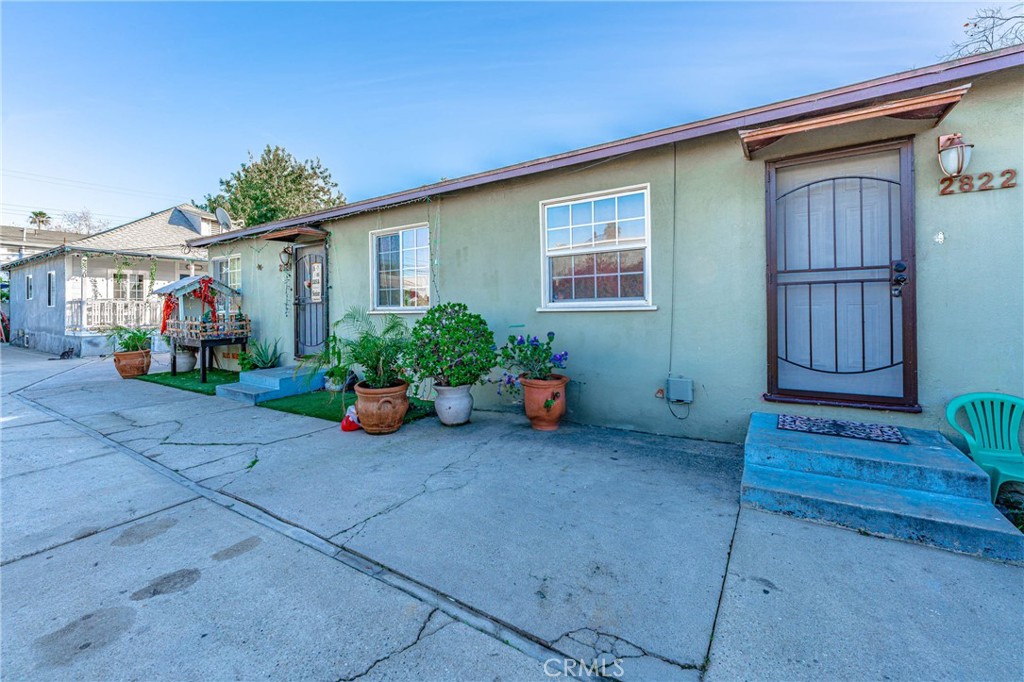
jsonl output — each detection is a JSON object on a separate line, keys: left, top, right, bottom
{"left": 28, "top": 211, "right": 52, "bottom": 229}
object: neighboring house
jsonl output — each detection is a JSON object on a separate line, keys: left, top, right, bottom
{"left": 2, "top": 205, "right": 216, "bottom": 356}
{"left": 190, "top": 47, "right": 1024, "bottom": 442}
{"left": 0, "top": 224, "right": 88, "bottom": 267}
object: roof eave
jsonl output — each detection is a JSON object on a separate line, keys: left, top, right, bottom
{"left": 188, "top": 44, "right": 1024, "bottom": 248}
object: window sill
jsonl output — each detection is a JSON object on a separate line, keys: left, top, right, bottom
{"left": 762, "top": 393, "right": 922, "bottom": 413}
{"left": 536, "top": 305, "right": 657, "bottom": 313}
{"left": 368, "top": 308, "right": 427, "bottom": 315}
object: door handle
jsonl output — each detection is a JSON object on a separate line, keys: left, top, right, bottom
{"left": 891, "top": 261, "right": 909, "bottom": 298}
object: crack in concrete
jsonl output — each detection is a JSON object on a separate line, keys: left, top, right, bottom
{"left": 336, "top": 607, "right": 450, "bottom": 681}
{"left": 328, "top": 431, "right": 507, "bottom": 545}
{"left": 552, "top": 627, "right": 701, "bottom": 672}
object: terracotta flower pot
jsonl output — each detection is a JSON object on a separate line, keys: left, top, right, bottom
{"left": 113, "top": 349, "right": 152, "bottom": 379}
{"left": 520, "top": 373, "right": 569, "bottom": 431}
{"left": 354, "top": 380, "right": 410, "bottom": 435}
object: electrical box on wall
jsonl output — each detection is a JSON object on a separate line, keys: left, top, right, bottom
{"left": 665, "top": 375, "right": 694, "bottom": 403}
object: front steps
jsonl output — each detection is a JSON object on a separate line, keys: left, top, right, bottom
{"left": 742, "top": 412, "right": 1024, "bottom": 563}
{"left": 216, "top": 366, "right": 325, "bottom": 405}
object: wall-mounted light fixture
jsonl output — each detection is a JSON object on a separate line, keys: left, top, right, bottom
{"left": 279, "top": 246, "right": 292, "bottom": 266}
{"left": 937, "top": 133, "right": 973, "bottom": 178}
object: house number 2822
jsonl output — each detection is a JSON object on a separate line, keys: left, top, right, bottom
{"left": 939, "top": 169, "right": 1017, "bottom": 195}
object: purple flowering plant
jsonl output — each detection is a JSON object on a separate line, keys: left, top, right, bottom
{"left": 495, "top": 331, "right": 568, "bottom": 397}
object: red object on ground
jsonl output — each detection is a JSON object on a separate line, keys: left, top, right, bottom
{"left": 341, "top": 405, "right": 362, "bottom": 432}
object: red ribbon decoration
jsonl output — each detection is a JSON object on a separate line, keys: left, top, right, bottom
{"left": 191, "top": 276, "right": 218, "bottom": 323}
{"left": 160, "top": 294, "right": 178, "bottom": 334}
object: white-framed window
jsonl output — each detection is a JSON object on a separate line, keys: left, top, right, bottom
{"left": 540, "top": 184, "right": 652, "bottom": 309}
{"left": 213, "top": 254, "right": 241, "bottom": 290}
{"left": 370, "top": 223, "right": 430, "bottom": 310}
{"left": 113, "top": 272, "right": 146, "bottom": 300}
{"left": 46, "top": 271, "right": 56, "bottom": 307}
{"left": 25, "top": 274, "right": 33, "bottom": 300}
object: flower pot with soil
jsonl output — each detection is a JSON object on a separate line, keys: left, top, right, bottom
{"left": 407, "top": 303, "right": 497, "bottom": 427}
{"left": 497, "top": 332, "right": 570, "bottom": 431}
{"left": 107, "top": 326, "right": 153, "bottom": 379}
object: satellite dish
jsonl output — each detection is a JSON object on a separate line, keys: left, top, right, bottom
{"left": 215, "top": 207, "right": 233, "bottom": 232}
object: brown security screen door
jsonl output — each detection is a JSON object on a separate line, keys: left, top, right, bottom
{"left": 766, "top": 141, "right": 918, "bottom": 409}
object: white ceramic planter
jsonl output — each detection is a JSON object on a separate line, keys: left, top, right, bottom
{"left": 434, "top": 384, "right": 473, "bottom": 426}
{"left": 324, "top": 375, "right": 344, "bottom": 392}
{"left": 174, "top": 350, "right": 197, "bottom": 373}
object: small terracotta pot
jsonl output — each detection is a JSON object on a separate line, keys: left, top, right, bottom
{"left": 520, "top": 373, "right": 569, "bottom": 431}
{"left": 114, "top": 349, "right": 152, "bottom": 379}
{"left": 354, "top": 380, "right": 410, "bottom": 435}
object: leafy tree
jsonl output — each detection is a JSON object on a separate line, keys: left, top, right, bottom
{"left": 945, "top": 4, "right": 1024, "bottom": 59}
{"left": 28, "top": 211, "right": 52, "bottom": 229}
{"left": 60, "top": 208, "right": 109, "bottom": 234}
{"left": 201, "top": 145, "right": 345, "bottom": 227}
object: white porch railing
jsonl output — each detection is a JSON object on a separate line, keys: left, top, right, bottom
{"left": 66, "top": 298, "right": 162, "bottom": 331}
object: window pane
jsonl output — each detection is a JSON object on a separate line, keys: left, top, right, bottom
{"left": 417, "top": 288, "right": 430, "bottom": 307}
{"left": 552, "top": 277, "right": 572, "bottom": 301}
{"left": 573, "top": 254, "right": 595, "bottom": 276}
{"left": 415, "top": 227, "right": 429, "bottom": 247}
{"left": 401, "top": 230, "right": 416, "bottom": 249}
{"left": 547, "top": 205, "right": 570, "bottom": 228}
{"left": 378, "top": 289, "right": 390, "bottom": 307}
{"left": 595, "top": 252, "right": 618, "bottom": 274}
{"left": 414, "top": 248, "right": 429, "bottom": 268}
{"left": 619, "top": 249, "right": 645, "bottom": 273}
{"left": 595, "top": 222, "right": 617, "bottom": 243}
{"left": 571, "top": 202, "right": 592, "bottom": 226}
{"left": 596, "top": 275, "right": 618, "bottom": 298}
{"left": 618, "top": 192, "right": 645, "bottom": 219}
{"left": 574, "top": 277, "right": 595, "bottom": 299}
{"left": 378, "top": 234, "right": 398, "bottom": 253}
{"left": 548, "top": 228, "right": 570, "bottom": 250}
{"left": 551, "top": 256, "right": 572, "bottom": 277}
{"left": 594, "top": 197, "right": 615, "bottom": 222}
{"left": 618, "top": 218, "right": 645, "bottom": 241}
{"left": 620, "top": 273, "right": 644, "bottom": 298}
{"left": 571, "top": 225, "right": 593, "bottom": 248}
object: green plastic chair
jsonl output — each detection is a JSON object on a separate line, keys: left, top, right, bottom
{"left": 946, "top": 393, "right": 1024, "bottom": 502}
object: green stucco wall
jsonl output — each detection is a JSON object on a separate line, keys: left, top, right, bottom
{"left": 213, "top": 67, "right": 1023, "bottom": 443}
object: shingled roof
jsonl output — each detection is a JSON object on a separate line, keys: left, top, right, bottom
{"left": 2, "top": 204, "right": 210, "bottom": 270}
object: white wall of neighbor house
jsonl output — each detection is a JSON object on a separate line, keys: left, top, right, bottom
{"left": 63, "top": 254, "right": 182, "bottom": 301}
{"left": 211, "top": 68, "right": 1023, "bottom": 442}
{"left": 7, "top": 255, "right": 67, "bottom": 353}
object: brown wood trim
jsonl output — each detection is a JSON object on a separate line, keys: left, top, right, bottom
{"left": 261, "top": 226, "right": 327, "bottom": 242}
{"left": 764, "top": 138, "right": 918, "bottom": 408}
{"left": 763, "top": 393, "right": 923, "bottom": 413}
{"left": 739, "top": 86, "right": 969, "bottom": 158}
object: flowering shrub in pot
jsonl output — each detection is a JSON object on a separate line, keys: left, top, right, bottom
{"left": 497, "top": 332, "right": 569, "bottom": 431}
{"left": 407, "top": 302, "right": 497, "bottom": 426}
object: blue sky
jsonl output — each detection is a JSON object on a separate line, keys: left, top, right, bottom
{"left": 1, "top": 1, "right": 986, "bottom": 227}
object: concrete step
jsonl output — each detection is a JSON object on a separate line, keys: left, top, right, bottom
{"left": 745, "top": 412, "right": 990, "bottom": 500}
{"left": 741, "top": 464, "right": 1024, "bottom": 563}
{"left": 216, "top": 366, "right": 325, "bottom": 405}
{"left": 215, "top": 383, "right": 279, "bottom": 406}
{"left": 239, "top": 366, "right": 324, "bottom": 391}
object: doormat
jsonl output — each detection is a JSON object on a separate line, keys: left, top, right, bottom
{"left": 777, "top": 414, "right": 909, "bottom": 445}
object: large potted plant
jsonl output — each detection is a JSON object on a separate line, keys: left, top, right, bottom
{"left": 336, "top": 307, "right": 411, "bottom": 435}
{"left": 107, "top": 326, "right": 153, "bottom": 379}
{"left": 497, "top": 332, "right": 569, "bottom": 431}
{"left": 407, "top": 302, "right": 497, "bottom": 426}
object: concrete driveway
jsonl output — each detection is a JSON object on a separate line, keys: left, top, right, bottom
{"left": 3, "top": 346, "right": 1021, "bottom": 681}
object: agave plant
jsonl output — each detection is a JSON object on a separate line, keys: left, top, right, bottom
{"left": 335, "top": 307, "right": 411, "bottom": 389}
{"left": 239, "top": 339, "right": 282, "bottom": 371}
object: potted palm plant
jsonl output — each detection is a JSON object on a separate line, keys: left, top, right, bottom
{"left": 336, "top": 307, "right": 412, "bottom": 435}
{"left": 407, "top": 302, "right": 497, "bottom": 426}
{"left": 107, "top": 326, "right": 153, "bottom": 379}
{"left": 497, "top": 332, "right": 569, "bottom": 431}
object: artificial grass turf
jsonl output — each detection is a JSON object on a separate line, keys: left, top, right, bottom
{"left": 259, "top": 390, "right": 434, "bottom": 424}
{"left": 136, "top": 369, "right": 240, "bottom": 395}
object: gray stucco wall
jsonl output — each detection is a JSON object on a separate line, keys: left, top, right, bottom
{"left": 7, "top": 254, "right": 67, "bottom": 354}
{"left": 212, "top": 68, "right": 1023, "bottom": 443}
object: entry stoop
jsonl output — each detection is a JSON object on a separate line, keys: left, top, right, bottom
{"left": 741, "top": 412, "right": 1024, "bottom": 563}
{"left": 216, "top": 366, "right": 326, "bottom": 405}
